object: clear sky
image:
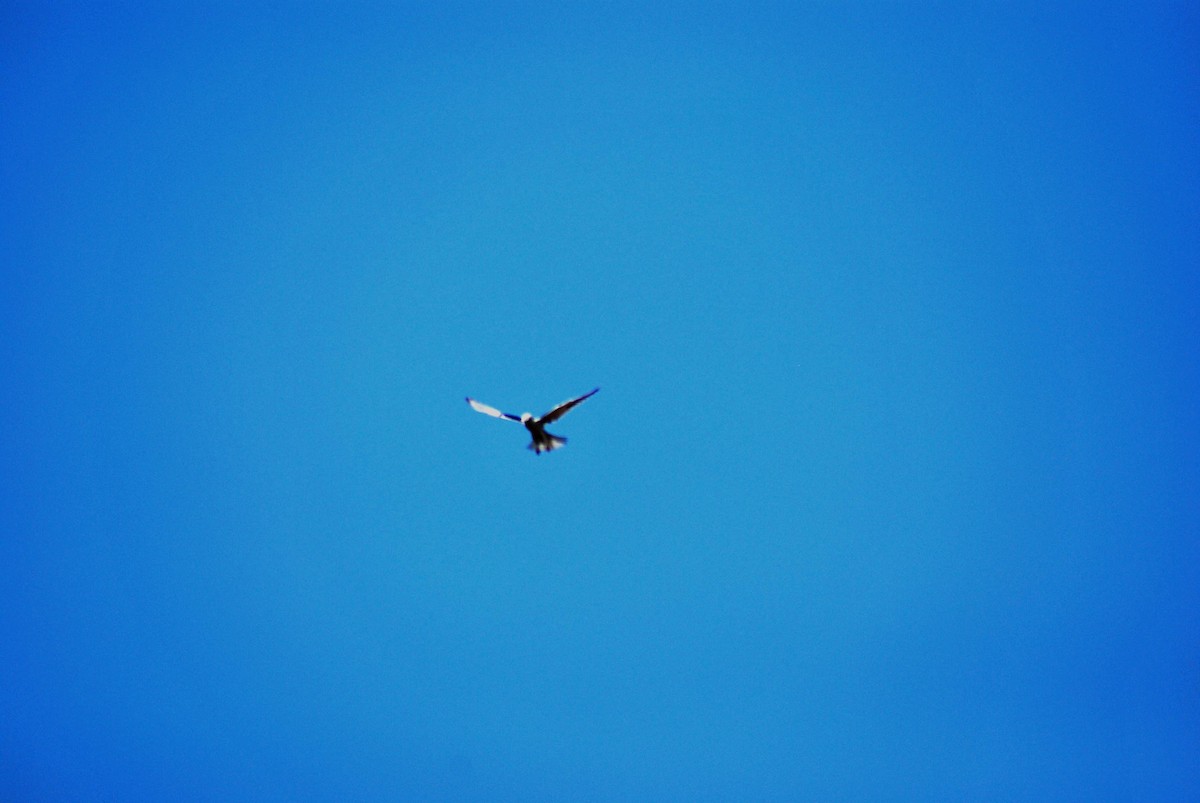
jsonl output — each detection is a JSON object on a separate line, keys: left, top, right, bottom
{"left": 3, "top": 3, "right": 1198, "bottom": 800}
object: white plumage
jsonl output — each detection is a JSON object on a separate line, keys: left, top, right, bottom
{"left": 465, "top": 388, "right": 599, "bottom": 454}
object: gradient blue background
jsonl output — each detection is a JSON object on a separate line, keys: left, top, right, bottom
{"left": 3, "top": 3, "right": 1198, "bottom": 799}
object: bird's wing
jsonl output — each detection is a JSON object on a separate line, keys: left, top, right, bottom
{"left": 538, "top": 387, "right": 600, "bottom": 423}
{"left": 467, "top": 397, "right": 523, "bottom": 422}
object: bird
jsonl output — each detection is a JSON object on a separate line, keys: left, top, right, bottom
{"left": 466, "top": 388, "right": 599, "bottom": 454}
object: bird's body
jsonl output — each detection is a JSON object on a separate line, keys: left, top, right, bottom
{"left": 466, "top": 388, "right": 599, "bottom": 454}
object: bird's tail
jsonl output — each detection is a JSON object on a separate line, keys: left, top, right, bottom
{"left": 529, "top": 434, "right": 567, "bottom": 454}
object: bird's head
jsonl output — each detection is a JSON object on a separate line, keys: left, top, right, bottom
{"left": 520, "top": 413, "right": 533, "bottom": 423}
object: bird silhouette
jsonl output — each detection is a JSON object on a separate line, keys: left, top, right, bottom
{"left": 466, "top": 388, "right": 599, "bottom": 454}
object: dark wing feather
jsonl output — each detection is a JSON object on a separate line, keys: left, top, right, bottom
{"left": 537, "top": 387, "right": 600, "bottom": 424}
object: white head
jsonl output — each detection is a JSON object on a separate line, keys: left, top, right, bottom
{"left": 520, "top": 413, "right": 533, "bottom": 423}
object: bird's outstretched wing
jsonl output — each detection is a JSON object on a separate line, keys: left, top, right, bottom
{"left": 538, "top": 387, "right": 600, "bottom": 424}
{"left": 467, "top": 398, "right": 523, "bottom": 422}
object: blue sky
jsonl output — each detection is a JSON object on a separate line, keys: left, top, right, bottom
{"left": 3, "top": 3, "right": 1198, "bottom": 799}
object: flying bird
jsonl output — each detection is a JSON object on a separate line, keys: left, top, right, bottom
{"left": 466, "top": 388, "right": 600, "bottom": 454}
